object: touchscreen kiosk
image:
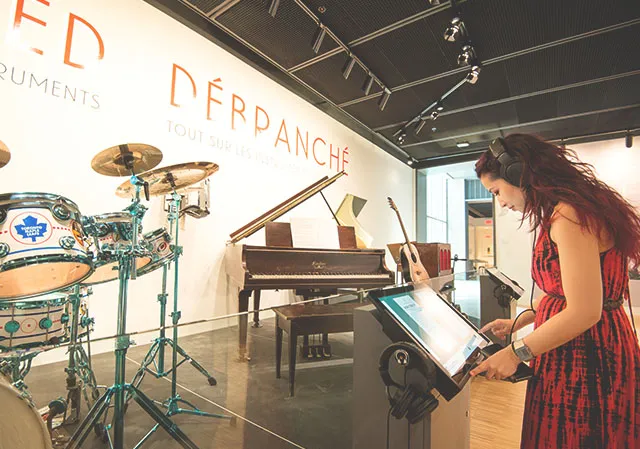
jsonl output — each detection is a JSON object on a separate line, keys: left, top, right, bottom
{"left": 485, "top": 267, "right": 524, "bottom": 299}
{"left": 368, "top": 283, "right": 490, "bottom": 400}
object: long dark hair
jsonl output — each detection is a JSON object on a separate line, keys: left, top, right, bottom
{"left": 475, "top": 133, "right": 640, "bottom": 265}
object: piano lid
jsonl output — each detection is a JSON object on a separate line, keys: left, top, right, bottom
{"left": 228, "top": 171, "right": 346, "bottom": 244}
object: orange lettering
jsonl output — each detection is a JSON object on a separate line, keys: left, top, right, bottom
{"left": 207, "top": 79, "right": 223, "bottom": 120}
{"left": 170, "top": 64, "right": 196, "bottom": 107}
{"left": 13, "top": 0, "right": 49, "bottom": 55}
{"left": 255, "top": 106, "right": 270, "bottom": 136}
{"left": 64, "top": 14, "right": 104, "bottom": 69}
{"left": 274, "top": 120, "right": 291, "bottom": 152}
{"left": 312, "top": 137, "right": 326, "bottom": 166}
{"left": 295, "top": 128, "right": 308, "bottom": 158}
{"left": 231, "top": 94, "right": 246, "bottom": 130}
{"left": 329, "top": 144, "right": 340, "bottom": 171}
{"left": 342, "top": 147, "right": 349, "bottom": 174}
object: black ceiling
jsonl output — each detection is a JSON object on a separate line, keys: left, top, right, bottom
{"left": 148, "top": 0, "right": 640, "bottom": 167}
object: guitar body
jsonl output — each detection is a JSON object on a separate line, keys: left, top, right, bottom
{"left": 400, "top": 242, "right": 430, "bottom": 284}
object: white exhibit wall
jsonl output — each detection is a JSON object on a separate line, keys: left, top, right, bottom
{"left": 0, "top": 0, "right": 413, "bottom": 365}
{"left": 494, "top": 138, "right": 640, "bottom": 313}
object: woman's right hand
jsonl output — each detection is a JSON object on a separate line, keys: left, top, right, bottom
{"left": 480, "top": 319, "right": 515, "bottom": 340}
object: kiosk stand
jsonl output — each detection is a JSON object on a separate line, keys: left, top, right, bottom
{"left": 353, "top": 304, "right": 471, "bottom": 449}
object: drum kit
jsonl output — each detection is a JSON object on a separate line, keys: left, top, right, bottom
{"left": 0, "top": 141, "right": 227, "bottom": 449}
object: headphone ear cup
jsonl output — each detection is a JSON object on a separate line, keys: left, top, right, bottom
{"left": 407, "top": 391, "right": 439, "bottom": 424}
{"left": 391, "top": 387, "right": 415, "bottom": 420}
{"left": 504, "top": 161, "right": 524, "bottom": 187}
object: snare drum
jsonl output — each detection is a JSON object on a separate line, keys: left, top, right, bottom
{"left": 0, "top": 193, "right": 93, "bottom": 300}
{"left": 137, "top": 228, "right": 173, "bottom": 276}
{"left": 0, "top": 374, "right": 52, "bottom": 449}
{"left": 82, "top": 212, "right": 151, "bottom": 285}
{"left": 0, "top": 291, "right": 93, "bottom": 356}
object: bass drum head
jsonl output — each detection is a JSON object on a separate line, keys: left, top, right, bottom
{"left": 0, "top": 257, "right": 93, "bottom": 300}
{"left": 0, "top": 376, "right": 52, "bottom": 449}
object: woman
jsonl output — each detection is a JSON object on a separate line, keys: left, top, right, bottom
{"left": 469, "top": 133, "right": 640, "bottom": 449}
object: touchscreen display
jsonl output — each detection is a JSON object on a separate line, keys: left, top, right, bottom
{"left": 375, "top": 286, "right": 488, "bottom": 376}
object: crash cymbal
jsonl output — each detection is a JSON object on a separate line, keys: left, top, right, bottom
{"left": 91, "top": 143, "right": 163, "bottom": 177}
{"left": 116, "top": 162, "right": 219, "bottom": 198}
{"left": 0, "top": 140, "right": 11, "bottom": 168}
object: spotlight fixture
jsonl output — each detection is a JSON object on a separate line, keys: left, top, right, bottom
{"left": 457, "top": 45, "right": 477, "bottom": 67}
{"left": 435, "top": 102, "right": 444, "bottom": 112}
{"left": 429, "top": 110, "right": 440, "bottom": 120}
{"left": 626, "top": 132, "right": 633, "bottom": 148}
{"left": 342, "top": 54, "right": 356, "bottom": 80}
{"left": 456, "top": 141, "right": 470, "bottom": 148}
{"left": 444, "top": 17, "right": 467, "bottom": 43}
{"left": 465, "top": 65, "right": 481, "bottom": 84}
{"left": 408, "top": 158, "right": 414, "bottom": 166}
{"left": 428, "top": 0, "right": 441, "bottom": 5}
{"left": 396, "top": 132, "right": 407, "bottom": 145}
{"left": 267, "top": 0, "right": 280, "bottom": 18}
{"left": 312, "top": 25, "right": 327, "bottom": 54}
{"left": 362, "top": 73, "right": 374, "bottom": 95}
{"left": 378, "top": 88, "right": 392, "bottom": 111}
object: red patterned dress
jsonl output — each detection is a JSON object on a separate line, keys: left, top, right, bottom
{"left": 520, "top": 226, "right": 640, "bottom": 449}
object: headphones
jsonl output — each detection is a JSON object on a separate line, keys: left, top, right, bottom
{"left": 489, "top": 137, "right": 526, "bottom": 187}
{"left": 378, "top": 342, "right": 439, "bottom": 424}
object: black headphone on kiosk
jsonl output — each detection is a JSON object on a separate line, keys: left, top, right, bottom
{"left": 489, "top": 137, "right": 526, "bottom": 187}
{"left": 378, "top": 342, "right": 439, "bottom": 424}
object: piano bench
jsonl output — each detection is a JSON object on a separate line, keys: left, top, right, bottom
{"left": 274, "top": 302, "right": 365, "bottom": 397}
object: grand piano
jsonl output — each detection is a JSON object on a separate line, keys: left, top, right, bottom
{"left": 225, "top": 171, "right": 395, "bottom": 359}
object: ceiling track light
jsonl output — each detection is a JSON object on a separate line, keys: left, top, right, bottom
{"left": 444, "top": 17, "right": 467, "bottom": 43}
{"left": 378, "top": 88, "right": 392, "bottom": 111}
{"left": 465, "top": 65, "right": 481, "bottom": 84}
{"left": 312, "top": 25, "right": 327, "bottom": 54}
{"left": 362, "top": 73, "right": 374, "bottom": 95}
{"left": 396, "top": 131, "right": 407, "bottom": 145}
{"left": 626, "top": 132, "right": 634, "bottom": 148}
{"left": 267, "top": 0, "right": 280, "bottom": 18}
{"left": 407, "top": 158, "right": 415, "bottom": 166}
{"left": 435, "top": 101, "right": 444, "bottom": 112}
{"left": 342, "top": 54, "right": 356, "bottom": 80}
{"left": 429, "top": 110, "right": 440, "bottom": 120}
{"left": 457, "top": 44, "right": 477, "bottom": 67}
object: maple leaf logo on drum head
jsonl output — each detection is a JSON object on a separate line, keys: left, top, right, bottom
{"left": 15, "top": 215, "right": 49, "bottom": 242}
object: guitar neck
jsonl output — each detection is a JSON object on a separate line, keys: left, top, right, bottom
{"left": 394, "top": 210, "right": 412, "bottom": 246}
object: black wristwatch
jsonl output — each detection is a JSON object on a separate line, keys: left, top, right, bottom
{"left": 511, "top": 339, "right": 534, "bottom": 362}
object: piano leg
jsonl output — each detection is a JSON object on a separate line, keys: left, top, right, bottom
{"left": 252, "top": 290, "right": 262, "bottom": 328}
{"left": 322, "top": 296, "right": 331, "bottom": 359}
{"left": 238, "top": 289, "right": 252, "bottom": 361}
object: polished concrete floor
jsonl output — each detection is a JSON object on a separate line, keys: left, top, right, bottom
{"left": 23, "top": 318, "right": 355, "bottom": 449}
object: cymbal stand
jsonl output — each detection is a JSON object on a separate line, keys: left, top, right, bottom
{"left": 131, "top": 184, "right": 232, "bottom": 449}
{"left": 66, "top": 175, "right": 199, "bottom": 449}
{"left": 64, "top": 286, "right": 102, "bottom": 425}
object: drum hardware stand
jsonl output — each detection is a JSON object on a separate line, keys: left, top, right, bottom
{"left": 63, "top": 286, "right": 102, "bottom": 425}
{"left": 130, "top": 183, "right": 233, "bottom": 449}
{"left": 66, "top": 175, "right": 199, "bottom": 449}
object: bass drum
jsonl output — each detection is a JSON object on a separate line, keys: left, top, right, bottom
{"left": 0, "top": 374, "right": 52, "bottom": 449}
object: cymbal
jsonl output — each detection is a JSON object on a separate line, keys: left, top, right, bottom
{"left": 0, "top": 140, "right": 11, "bottom": 168}
{"left": 116, "top": 162, "right": 219, "bottom": 198}
{"left": 91, "top": 144, "right": 163, "bottom": 177}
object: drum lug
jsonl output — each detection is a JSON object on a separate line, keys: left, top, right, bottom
{"left": 0, "top": 208, "right": 6, "bottom": 224}
{"left": 5, "top": 320, "right": 20, "bottom": 334}
{"left": 0, "top": 242, "right": 9, "bottom": 258}
{"left": 59, "top": 236, "right": 76, "bottom": 249}
{"left": 52, "top": 203, "right": 71, "bottom": 220}
{"left": 39, "top": 317, "right": 53, "bottom": 330}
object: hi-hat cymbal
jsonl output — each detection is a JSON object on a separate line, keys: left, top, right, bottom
{"left": 0, "top": 140, "right": 11, "bottom": 169}
{"left": 91, "top": 144, "right": 163, "bottom": 177}
{"left": 116, "top": 162, "right": 219, "bottom": 198}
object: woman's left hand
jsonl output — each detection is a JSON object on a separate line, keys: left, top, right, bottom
{"left": 470, "top": 346, "right": 521, "bottom": 380}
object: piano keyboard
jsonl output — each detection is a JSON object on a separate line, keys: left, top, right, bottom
{"left": 251, "top": 273, "right": 391, "bottom": 279}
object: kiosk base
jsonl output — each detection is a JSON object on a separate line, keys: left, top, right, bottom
{"left": 353, "top": 305, "right": 470, "bottom": 449}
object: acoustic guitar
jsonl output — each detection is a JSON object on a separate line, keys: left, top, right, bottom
{"left": 387, "top": 197, "right": 430, "bottom": 284}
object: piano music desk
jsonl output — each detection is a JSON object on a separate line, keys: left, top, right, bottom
{"left": 274, "top": 302, "right": 365, "bottom": 397}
